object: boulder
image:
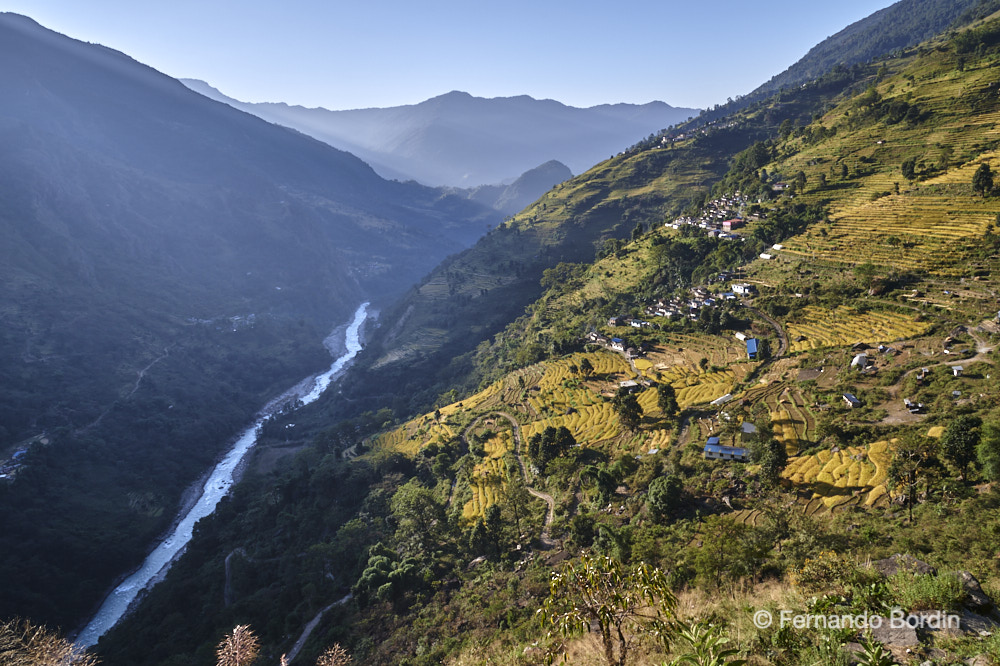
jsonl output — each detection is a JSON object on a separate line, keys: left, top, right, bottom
{"left": 869, "top": 617, "right": 919, "bottom": 646}
{"left": 960, "top": 610, "right": 998, "bottom": 636}
{"left": 872, "top": 553, "right": 936, "bottom": 577}
{"left": 955, "top": 571, "right": 994, "bottom": 613}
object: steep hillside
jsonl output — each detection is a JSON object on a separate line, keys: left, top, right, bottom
{"left": 747, "top": 16, "right": 1000, "bottom": 278}
{"left": 0, "top": 12, "right": 496, "bottom": 630}
{"left": 323, "top": 63, "right": 877, "bottom": 423}
{"left": 181, "top": 82, "right": 699, "bottom": 186}
{"left": 90, "top": 11, "right": 1000, "bottom": 666}
{"left": 686, "top": 0, "right": 992, "bottom": 129}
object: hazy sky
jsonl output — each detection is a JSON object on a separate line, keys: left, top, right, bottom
{"left": 2, "top": 1, "right": 899, "bottom": 110}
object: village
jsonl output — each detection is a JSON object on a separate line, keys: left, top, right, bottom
{"left": 665, "top": 192, "right": 757, "bottom": 240}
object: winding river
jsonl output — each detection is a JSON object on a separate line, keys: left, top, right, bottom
{"left": 76, "top": 302, "right": 369, "bottom": 647}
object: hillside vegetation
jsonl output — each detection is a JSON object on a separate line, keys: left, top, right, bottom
{"left": 75, "top": 8, "right": 1000, "bottom": 666}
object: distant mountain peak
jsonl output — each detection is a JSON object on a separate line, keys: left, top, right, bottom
{"left": 181, "top": 83, "right": 699, "bottom": 187}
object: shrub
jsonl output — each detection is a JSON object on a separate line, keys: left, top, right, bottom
{"left": 888, "top": 572, "right": 967, "bottom": 611}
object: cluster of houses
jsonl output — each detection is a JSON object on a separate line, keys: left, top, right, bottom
{"left": 640, "top": 282, "right": 756, "bottom": 322}
{"left": 0, "top": 449, "right": 27, "bottom": 480}
{"left": 584, "top": 330, "right": 646, "bottom": 360}
{"left": 665, "top": 194, "right": 756, "bottom": 240}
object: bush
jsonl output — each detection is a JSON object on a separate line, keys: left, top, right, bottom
{"left": 889, "top": 572, "right": 967, "bottom": 611}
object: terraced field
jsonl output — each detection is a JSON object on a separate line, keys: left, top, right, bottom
{"left": 782, "top": 440, "right": 894, "bottom": 508}
{"left": 785, "top": 305, "right": 931, "bottom": 352}
{"left": 772, "top": 51, "right": 1000, "bottom": 274}
{"left": 770, "top": 409, "right": 801, "bottom": 457}
{"left": 463, "top": 428, "right": 515, "bottom": 521}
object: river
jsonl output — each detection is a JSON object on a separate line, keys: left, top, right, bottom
{"left": 75, "top": 302, "right": 369, "bottom": 647}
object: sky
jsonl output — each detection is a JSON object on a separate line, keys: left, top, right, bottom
{"left": 1, "top": 1, "right": 900, "bottom": 110}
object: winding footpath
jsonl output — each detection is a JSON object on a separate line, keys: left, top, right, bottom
{"left": 283, "top": 594, "right": 352, "bottom": 664}
{"left": 461, "top": 411, "right": 557, "bottom": 548}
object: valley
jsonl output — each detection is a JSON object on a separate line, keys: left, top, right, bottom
{"left": 8, "top": 2, "right": 1000, "bottom": 666}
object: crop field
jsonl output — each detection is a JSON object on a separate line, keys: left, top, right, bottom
{"left": 655, "top": 365, "right": 748, "bottom": 409}
{"left": 521, "top": 399, "right": 620, "bottom": 447}
{"left": 371, "top": 416, "right": 459, "bottom": 457}
{"left": 644, "top": 334, "right": 746, "bottom": 373}
{"left": 463, "top": 428, "right": 514, "bottom": 521}
{"left": 770, "top": 409, "right": 801, "bottom": 457}
{"left": 771, "top": 51, "right": 1000, "bottom": 275}
{"left": 641, "top": 428, "right": 672, "bottom": 452}
{"left": 782, "top": 439, "right": 894, "bottom": 508}
{"left": 784, "top": 306, "right": 931, "bottom": 352}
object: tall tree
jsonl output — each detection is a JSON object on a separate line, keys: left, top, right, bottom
{"left": 657, "top": 382, "right": 679, "bottom": 417}
{"left": 940, "top": 414, "right": 980, "bottom": 480}
{"left": 887, "top": 433, "right": 936, "bottom": 523}
{"left": 612, "top": 390, "right": 644, "bottom": 433}
{"left": 973, "top": 162, "right": 994, "bottom": 196}
{"left": 390, "top": 479, "right": 447, "bottom": 556}
{"left": 647, "top": 474, "right": 683, "bottom": 523}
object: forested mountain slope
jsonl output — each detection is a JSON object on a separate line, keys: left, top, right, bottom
{"left": 0, "top": 12, "right": 495, "bottom": 630}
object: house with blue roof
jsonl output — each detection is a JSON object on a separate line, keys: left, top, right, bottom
{"left": 703, "top": 436, "right": 750, "bottom": 462}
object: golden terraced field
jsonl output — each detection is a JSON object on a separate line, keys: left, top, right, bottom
{"left": 785, "top": 305, "right": 931, "bottom": 352}
{"left": 782, "top": 440, "right": 894, "bottom": 508}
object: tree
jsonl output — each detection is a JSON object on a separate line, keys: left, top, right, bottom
{"left": 657, "top": 383, "right": 679, "bottom": 417}
{"left": 647, "top": 474, "right": 683, "bottom": 523}
{"left": 694, "top": 515, "right": 770, "bottom": 588}
{"left": 940, "top": 414, "right": 980, "bottom": 480}
{"left": 748, "top": 422, "right": 787, "bottom": 487}
{"left": 973, "top": 162, "right": 994, "bottom": 196}
{"left": 853, "top": 262, "right": 879, "bottom": 293}
{"left": 390, "top": 479, "right": 447, "bottom": 555}
{"left": 216, "top": 625, "right": 259, "bottom": 666}
{"left": 887, "top": 433, "right": 936, "bottom": 522}
{"left": 538, "top": 554, "right": 677, "bottom": 666}
{"left": 612, "top": 390, "right": 644, "bottom": 433}
{"left": 352, "top": 542, "right": 423, "bottom": 609}
{"left": 468, "top": 503, "right": 505, "bottom": 559}
{"left": 901, "top": 157, "right": 917, "bottom": 180}
{"left": 316, "top": 643, "right": 353, "bottom": 666}
{"left": 528, "top": 426, "right": 576, "bottom": 474}
{"left": 0, "top": 618, "right": 99, "bottom": 666}
{"left": 579, "top": 357, "right": 595, "bottom": 378}
{"left": 581, "top": 464, "right": 619, "bottom": 503}
{"left": 794, "top": 170, "right": 807, "bottom": 191}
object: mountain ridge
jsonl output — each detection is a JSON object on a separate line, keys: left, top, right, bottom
{"left": 180, "top": 79, "right": 699, "bottom": 187}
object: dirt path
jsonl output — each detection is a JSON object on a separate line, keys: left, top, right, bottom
{"left": 75, "top": 347, "right": 172, "bottom": 435}
{"left": 283, "top": 593, "right": 352, "bottom": 664}
{"left": 462, "top": 411, "right": 557, "bottom": 548}
{"left": 126, "top": 347, "right": 171, "bottom": 398}
{"left": 743, "top": 301, "right": 788, "bottom": 358}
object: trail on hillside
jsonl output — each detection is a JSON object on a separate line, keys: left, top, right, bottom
{"left": 461, "top": 411, "right": 557, "bottom": 549}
